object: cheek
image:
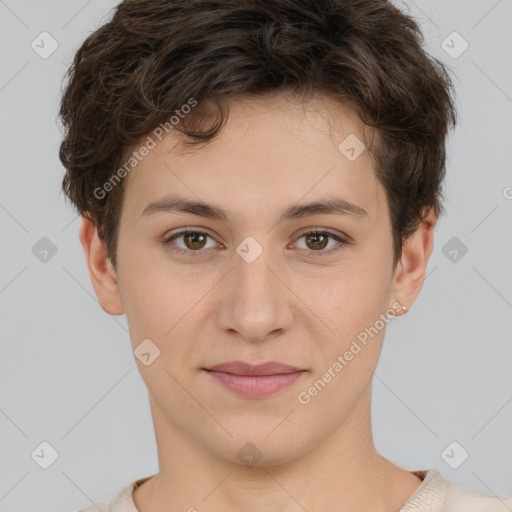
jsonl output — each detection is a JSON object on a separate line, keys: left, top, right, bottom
{"left": 289, "top": 261, "right": 393, "bottom": 391}
{"left": 118, "top": 254, "right": 219, "bottom": 349}
{"left": 292, "top": 255, "right": 392, "bottom": 331}
{"left": 116, "top": 252, "right": 177, "bottom": 341}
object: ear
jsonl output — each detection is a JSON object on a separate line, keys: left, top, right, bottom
{"left": 390, "top": 208, "right": 437, "bottom": 315}
{"left": 79, "top": 216, "right": 125, "bottom": 315}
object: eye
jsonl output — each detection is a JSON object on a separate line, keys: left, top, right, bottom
{"left": 163, "top": 229, "right": 219, "bottom": 257}
{"left": 292, "top": 228, "right": 348, "bottom": 256}
{"left": 162, "top": 227, "right": 349, "bottom": 258}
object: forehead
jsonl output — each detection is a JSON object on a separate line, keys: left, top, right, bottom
{"left": 120, "top": 94, "right": 387, "bottom": 226}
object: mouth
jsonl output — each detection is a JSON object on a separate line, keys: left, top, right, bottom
{"left": 203, "top": 361, "right": 307, "bottom": 399}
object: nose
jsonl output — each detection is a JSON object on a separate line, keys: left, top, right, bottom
{"left": 215, "top": 239, "right": 294, "bottom": 344}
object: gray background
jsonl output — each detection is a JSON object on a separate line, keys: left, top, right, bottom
{"left": 0, "top": 0, "right": 511, "bottom": 510}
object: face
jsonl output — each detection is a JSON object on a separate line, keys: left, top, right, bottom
{"left": 85, "top": 93, "right": 429, "bottom": 466}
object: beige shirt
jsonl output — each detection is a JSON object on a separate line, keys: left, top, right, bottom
{"left": 77, "top": 469, "right": 512, "bottom": 511}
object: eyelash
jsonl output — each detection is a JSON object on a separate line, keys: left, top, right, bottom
{"left": 162, "top": 228, "right": 349, "bottom": 258}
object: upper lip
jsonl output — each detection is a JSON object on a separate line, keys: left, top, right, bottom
{"left": 205, "top": 361, "right": 304, "bottom": 376}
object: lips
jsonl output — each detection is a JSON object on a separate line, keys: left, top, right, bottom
{"left": 203, "top": 361, "right": 307, "bottom": 398}
{"left": 205, "top": 361, "right": 303, "bottom": 376}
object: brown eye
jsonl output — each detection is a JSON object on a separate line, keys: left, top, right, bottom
{"left": 182, "top": 231, "right": 207, "bottom": 250}
{"left": 304, "top": 232, "right": 329, "bottom": 251}
{"left": 164, "top": 229, "right": 218, "bottom": 257}
{"left": 294, "top": 229, "right": 348, "bottom": 256}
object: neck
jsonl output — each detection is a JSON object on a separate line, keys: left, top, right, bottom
{"left": 133, "top": 385, "right": 421, "bottom": 512}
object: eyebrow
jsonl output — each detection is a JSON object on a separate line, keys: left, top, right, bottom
{"left": 140, "top": 194, "right": 368, "bottom": 223}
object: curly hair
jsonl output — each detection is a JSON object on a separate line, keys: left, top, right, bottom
{"left": 59, "top": 0, "right": 457, "bottom": 271}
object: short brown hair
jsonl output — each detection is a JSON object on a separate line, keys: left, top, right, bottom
{"left": 59, "top": 0, "right": 456, "bottom": 270}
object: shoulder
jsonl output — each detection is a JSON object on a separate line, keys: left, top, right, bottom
{"left": 72, "top": 474, "right": 154, "bottom": 512}
{"left": 400, "top": 469, "right": 512, "bottom": 512}
{"left": 444, "top": 481, "right": 512, "bottom": 511}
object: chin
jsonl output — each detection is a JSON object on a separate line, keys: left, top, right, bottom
{"left": 204, "top": 424, "right": 314, "bottom": 468}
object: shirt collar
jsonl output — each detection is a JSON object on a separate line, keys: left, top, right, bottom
{"left": 110, "top": 469, "right": 446, "bottom": 512}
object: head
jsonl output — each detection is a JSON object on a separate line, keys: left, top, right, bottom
{"left": 59, "top": 0, "right": 456, "bottom": 465}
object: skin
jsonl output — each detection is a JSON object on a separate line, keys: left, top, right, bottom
{"left": 80, "top": 93, "right": 436, "bottom": 512}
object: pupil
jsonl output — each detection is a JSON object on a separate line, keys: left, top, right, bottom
{"left": 308, "top": 233, "right": 327, "bottom": 250}
{"left": 187, "top": 232, "right": 205, "bottom": 249}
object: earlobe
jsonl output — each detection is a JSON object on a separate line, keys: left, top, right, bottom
{"left": 391, "top": 209, "right": 437, "bottom": 314}
{"left": 79, "top": 216, "right": 125, "bottom": 315}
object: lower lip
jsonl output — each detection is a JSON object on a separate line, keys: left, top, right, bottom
{"left": 205, "top": 370, "right": 306, "bottom": 398}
